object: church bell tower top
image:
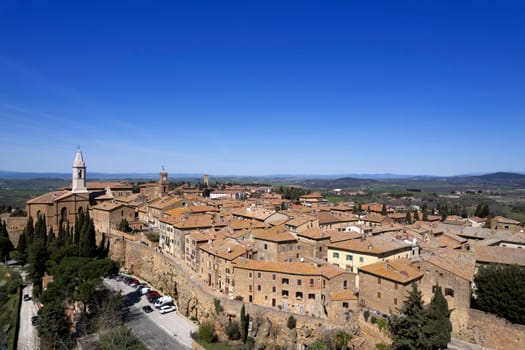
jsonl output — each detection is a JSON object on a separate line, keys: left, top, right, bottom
{"left": 73, "top": 147, "right": 86, "bottom": 168}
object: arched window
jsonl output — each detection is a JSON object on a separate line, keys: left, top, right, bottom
{"left": 61, "top": 208, "right": 68, "bottom": 222}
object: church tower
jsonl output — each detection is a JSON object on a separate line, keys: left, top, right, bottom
{"left": 72, "top": 148, "right": 88, "bottom": 194}
{"left": 159, "top": 168, "right": 169, "bottom": 197}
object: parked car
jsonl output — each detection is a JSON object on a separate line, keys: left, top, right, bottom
{"left": 129, "top": 279, "right": 139, "bottom": 286}
{"left": 140, "top": 286, "right": 151, "bottom": 295}
{"left": 23, "top": 294, "right": 31, "bottom": 301}
{"left": 159, "top": 304, "right": 176, "bottom": 314}
{"left": 31, "top": 316, "right": 38, "bottom": 326}
{"left": 142, "top": 305, "right": 154, "bottom": 313}
{"left": 149, "top": 296, "right": 160, "bottom": 304}
{"left": 154, "top": 296, "right": 173, "bottom": 308}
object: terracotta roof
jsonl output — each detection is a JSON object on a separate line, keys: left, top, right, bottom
{"left": 190, "top": 205, "right": 219, "bottom": 213}
{"left": 232, "top": 207, "right": 275, "bottom": 221}
{"left": 252, "top": 225, "right": 297, "bottom": 243}
{"left": 149, "top": 196, "right": 183, "bottom": 210}
{"left": 329, "top": 230, "right": 362, "bottom": 243}
{"left": 362, "top": 213, "right": 387, "bottom": 223}
{"left": 164, "top": 207, "right": 190, "bottom": 217}
{"left": 422, "top": 249, "right": 476, "bottom": 282}
{"left": 473, "top": 246, "right": 525, "bottom": 266}
{"left": 91, "top": 202, "right": 125, "bottom": 211}
{"left": 234, "top": 258, "right": 343, "bottom": 279}
{"left": 330, "top": 290, "right": 358, "bottom": 301}
{"left": 200, "top": 238, "right": 246, "bottom": 260}
{"left": 297, "top": 227, "right": 331, "bottom": 240}
{"left": 328, "top": 234, "right": 413, "bottom": 255}
{"left": 317, "top": 211, "right": 342, "bottom": 225}
{"left": 286, "top": 214, "right": 317, "bottom": 227}
{"left": 27, "top": 191, "right": 88, "bottom": 204}
{"left": 358, "top": 259, "right": 423, "bottom": 284}
{"left": 493, "top": 216, "right": 520, "bottom": 225}
{"left": 228, "top": 219, "right": 267, "bottom": 231}
{"left": 190, "top": 230, "right": 225, "bottom": 243}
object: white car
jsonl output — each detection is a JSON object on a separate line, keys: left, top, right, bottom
{"left": 140, "top": 287, "right": 151, "bottom": 295}
{"left": 159, "top": 304, "right": 176, "bottom": 314}
{"left": 154, "top": 296, "right": 173, "bottom": 308}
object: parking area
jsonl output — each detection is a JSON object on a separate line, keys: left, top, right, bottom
{"left": 103, "top": 275, "right": 197, "bottom": 349}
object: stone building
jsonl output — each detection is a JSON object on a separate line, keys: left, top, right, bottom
{"left": 90, "top": 201, "right": 135, "bottom": 234}
{"left": 252, "top": 225, "right": 300, "bottom": 262}
{"left": 233, "top": 258, "right": 353, "bottom": 318}
{"left": 26, "top": 149, "right": 90, "bottom": 233}
{"left": 358, "top": 258, "right": 423, "bottom": 316}
{"left": 198, "top": 237, "right": 251, "bottom": 297}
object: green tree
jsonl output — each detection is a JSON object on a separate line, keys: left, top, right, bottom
{"left": 287, "top": 315, "right": 297, "bottom": 329}
{"left": 474, "top": 264, "right": 525, "bottom": 324}
{"left": 78, "top": 212, "right": 96, "bottom": 258}
{"left": 405, "top": 211, "right": 412, "bottom": 225}
{"left": 381, "top": 204, "right": 387, "bottom": 216}
{"left": 422, "top": 209, "right": 428, "bottom": 221}
{"left": 423, "top": 286, "right": 452, "bottom": 349}
{"left": 413, "top": 210, "right": 419, "bottom": 222}
{"left": 198, "top": 322, "right": 217, "bottom": 343}
{"left": 335, "top": 330, "right": 352, "bottom": 350}
{"left": 118, "top": 218, "right": 131, "bottom": 232}
{"left": 0, "top": 220, "right": 15, "bottom": 261}
{"left": 240, "top": 304, "right": 249, "bottom": 343}
{"left": 308, "top": 340, "right": 329, "bottom": 350}
{"left": 37, "top": 300, "right": 73, "bottom": 349}
{"left": 28, "top": 215, "right": 48, "bottom": 283}
{"left": 389, "top": 283, "right": 427, "bottom": 349}
{"left": 225, "top": 321, "right": 241, "bottom": 340}
{"left": 25, "top": 216, "right": 35, "bottom": 245}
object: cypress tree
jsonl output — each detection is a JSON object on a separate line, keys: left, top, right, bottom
{"left": 422, "top": 209, "right": 428, "bottom": 221}
{"left": 381, "top": 203, "right": 387, "bottom": 216}
{"left": 389, "top": 283, "right": 426, "bottom": 349}
{"left": 0, "top": 220, "right": 15, "bottom": 261}
{"left": 17, "top": 231, "right": 28, "bottom": 262}
{"left": 405, "top": 211, "right": 412, "bottom": 225}
{"left": 413, "top": 210, "right": 419, "bottom": 222}
{"left": 424, "top": 285, "right": 452, "bottom": 349}
{"left": 28, "top": 215, "right": 48, "bottom": 282}
{"left": 25, "top": 216, "right": 35, "bottom": 245}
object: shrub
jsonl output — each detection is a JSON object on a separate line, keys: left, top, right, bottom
{"left": 287, "top": 315, "right": 296, "bottom": 329}
{"left": 234, "top": 295, "right": 243, "bottom": 301}
{"left": 226, "top": 321, "right": 241, "bottom": 340}
{"left": 214, "top": 298, "right": 224, "bottom": 314}
{"left": 199, "top": 322, "right": 218, "bottom": 343}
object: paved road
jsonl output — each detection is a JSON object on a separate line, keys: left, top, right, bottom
{"left": 17, "top": 284, "right": 39, "bottom": 350}
{"left": 104, "top": 277, "right": 197, "bottom": 350}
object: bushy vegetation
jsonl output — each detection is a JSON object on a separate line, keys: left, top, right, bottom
{"left": 0, "top": 267, "right": 23, "bottom": 350}
{"left": 287, "top": 315, "right": 296, "bottom": 329}
{"left": 389, "top": 284, "right": 451, "bottom": 350}
{"left": 474, "top": 264, "right": 525, "bottom": 325}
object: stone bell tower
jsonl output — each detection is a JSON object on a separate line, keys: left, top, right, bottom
{"left": 72, "top": 148, "right": 88, "bottom": 194}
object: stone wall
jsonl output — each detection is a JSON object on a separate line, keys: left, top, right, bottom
{"left": 108, "top": 235, "right": 362, "bottom": 349}
{"left": 454, "top": 309, "right": 525, "bottom": 350}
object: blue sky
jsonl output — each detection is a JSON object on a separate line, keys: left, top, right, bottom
{"left": 0, "top": 1, "right": 524, "bottom": 176}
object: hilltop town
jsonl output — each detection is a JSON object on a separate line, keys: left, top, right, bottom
{"left": 3, "top": 149, "right": 525, "bottom": 349}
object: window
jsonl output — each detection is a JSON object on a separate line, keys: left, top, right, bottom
{"left": 297, "top": 245, "right": 301, "bottom": 250}
{"left": 249, "top": 285, "right": 252, "bottom": 292}
{"left": 296, "top": 292, "right": 303, "bottom": 299}
{"left": 257, "top": 285, "right": 261, "bottom": 291}
{"left": 258, "top": 272, "right": 261, "bottom": 279}
{"left": 343, "top": 280, "right": 348, "bottom": 289}
{"left": 346, "top": 254, "right": 352, "bottom": 261}
{"left": 282, "top": 278, "right": 289, "bottom": 285}
{"left": 319, "top": 247, "right": 323, "bottom": 252}
{"left": 282, "top": 290, "right": 289, "bottom": 298}
{"left": 333, "top": 252, "right": 340, "bottom": 259}
{"left": 377, "top": 278, "right": 381, "bottom": 285}
{"left": 377, "top": 292, "right": 381, "bottom": 299}
{"left": 445, "top": 288, "right": 455, "bottom": 297}
{"left": 297, "top": 279, "right": 302, "bottom": 286}
{"left": 272, "top": 286, "right": 276, "bottom": 293}
{"left": 282, "top": 246, "right": 286, "bottom": 252}
{"left": 342, "top": 302, "right": 349, "bottom": 308}
{"left": 264, "top": 243, "right": 268, "bottom": 250}
{"left": 308, "top": 293, "right": 315, "bottom": 300}
{"left": 359, "top": 257, "right": 364, "bottom": 263}
{"left": 309, "top": 278, "right": 314, "bottom": 286}
{"left": 226, "top": 268, "right": 230, "bottom": 274}
{"left": 394, "top": 298, "right": 398, "bottom": 305}
{"left": 249, "top": 273, "right": 252, "bottom": 278}
{"left": 394, "top": 283, "right": 398, "bottom": 290}
{"left": 272, "top": 274, "right": 276, "bottom": 280}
